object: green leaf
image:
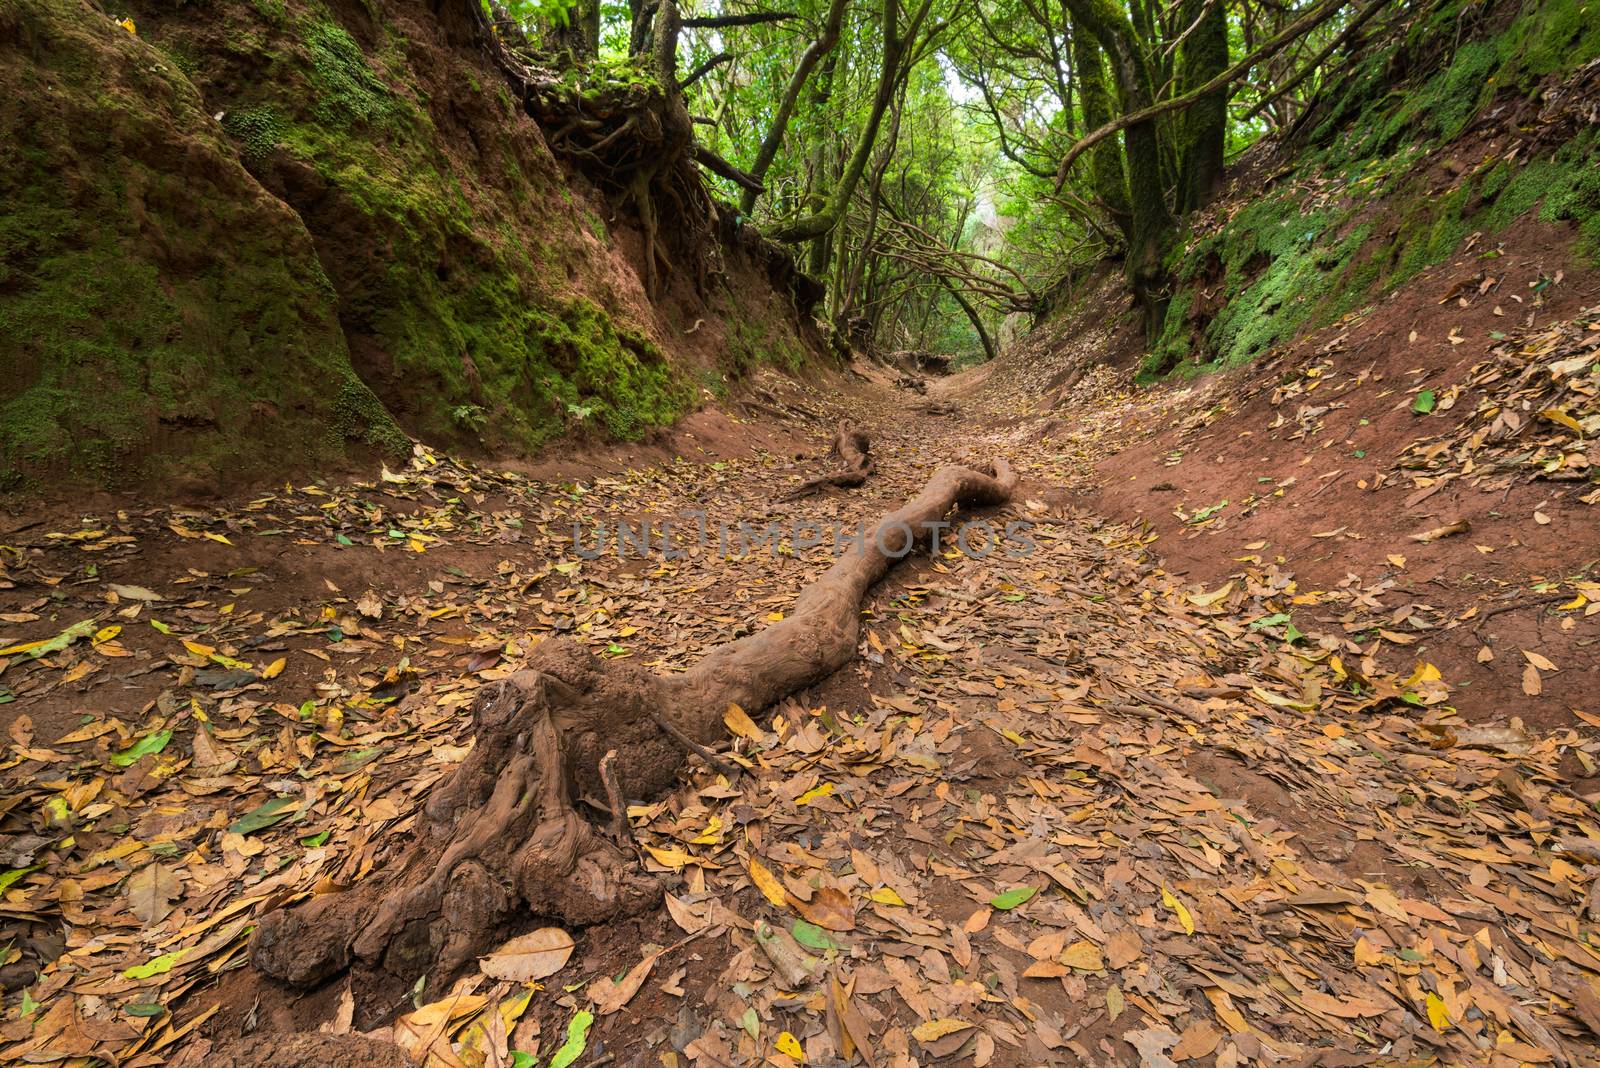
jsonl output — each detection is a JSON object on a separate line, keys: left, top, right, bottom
{"left": 790, "top": 919, "right": 838, "bottom": 951}
{"left": 300, "top": 830, "right": 330, "bottom": 847}
{"left": 0, "top": 618, "right": 96, "bottom": 660}
{"left": 990, "top": 886, "right": 1037, "bottom": 910}
{"left": 228, "top": 795, "right": 299, "bottom": 835}
{"left": 1412, "top": 390, "right": 1435, "bottom": 414}
{"left": 335, "top": 533, "right": 353, "bottom": 546}
{"left": 1249, "top": 613, "right": 1290, "bottom": 630}
{"left": 111, "top": 729, "right": 173, "bottom": 767}
{"left": 122, "top": 951, "right": 183, "bottom": 979}
{"left": 549, "top": 1009, "right": 594, "bottom": 1068}
{"left": 1284, "top": 623, "right": 1305, "bottom": 644}
{"left": 0, "top": 865, "right": 41, "bottom": 893}
{"left": 125, "top": 1003, "right": 166, "bottom": 1017}
{"left": 510, "top": 1054, "right": 536, "bottom": 1068}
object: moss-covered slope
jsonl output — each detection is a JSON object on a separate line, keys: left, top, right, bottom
{"left": 1143, "top": 0, "right": 1600, "bottom": 379}
{"left": 0, "top": 0, "right": 402, "bottom": 489}
{"left": 1, "top": 0, "right": 819, "bottom": 492}
{"left": 129, "top": 0, "right": 714, "bottom": 451}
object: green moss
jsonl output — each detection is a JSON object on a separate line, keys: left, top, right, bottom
{"left": 1432, "top": 41, "right": 1497, "bottom": 141}
{"left": 303, "top": 19, "right": 391, "bottom": 127}
{"left": 222, "top": 104, "right": 285, "bottom": 160}
{"left": 332, "top": 375, "right": 411, "bottom": 452}
{"left": 1141, "top": 288, "right": 1194, "bottom": 379}
{"left": 0, "top": 0, "right": 406, "bottom": 488}
{"left": 250, "top": 0, "right": 287, "bottom": 23}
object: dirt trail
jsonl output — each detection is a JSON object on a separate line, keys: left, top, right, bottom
{"left": 3, "top": 369, "right": 1599, "bottom": 1066}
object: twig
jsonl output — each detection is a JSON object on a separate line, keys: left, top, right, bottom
{"left": 599, "top": 749, "right": 634, "bottom": 846}
{"left": 649, "top": 708, "right": 738, "bottom": 777}
{"left": 1473, "top": 593, "right": 1570, "bottom": 637}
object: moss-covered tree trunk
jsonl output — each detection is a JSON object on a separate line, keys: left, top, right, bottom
{"left": 1070, "top": 27, "right": 1133, "bottom": 244}
{"left": 1063, "top": 0, "right": 1175, "bottom": 338}
{"left": 1176, "top": 0, "right": 1229, "bottom": 212}
{"left": 548, "top": 0, "right": 601, "bottom": 60}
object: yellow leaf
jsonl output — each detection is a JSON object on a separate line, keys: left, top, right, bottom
{"left": 776, "top": 1031, "right": 804, "bottom": 1061}
{"left": 182, "top": 640, "right": 216, "bottom": 658}
{"left": 724, "top": 703, "right": 764, "bottom": 741}
{"left": 1161, "top": 885, "right": 1195, "bottom": 935}
{"left": 202, "top": 532, "right": 233, "bottom": 545}
{"left": 645, "top": 845, "right": 694, "bottom": 870}
{"left": 1540, "top": 408, "right": 1583, "bottom": 433}
{"left": 748, "top": 858, "right": 788, "bottom": 907}
{"left": 911, "top": 1018, "right": 972, "bottom": 1043}
{"left": 1405, "top": 662, "right": 1441, "bottom": 686}
{"left": 868, "top": 887, "right": 906, "bottom": 907}
{"left": 261, "top": 657, "right": 286, "bottom": 679}
{"left": 796, "top": 782, "right": 834, "bottom": 805}
{"left": 1425, "top": 992, "right": 1450, "bottom": 1031}
{"left": 1187, "top": 582, "right": 1234, "bottom": 607}
{"left": 1059, "top": 940, "right": 1104, "bottom": 971}
{"left": 766, "top": 611, "right": 784, "bottom": 622}
{"left": 93, "top": 625, "right": 122, "bottom": 644}
{"left": 118, "top": 16, "right": 136, "bottom": 34}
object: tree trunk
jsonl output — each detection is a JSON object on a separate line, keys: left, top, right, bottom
{"left": 1069, "top": 25, "right": 1132, "bottom": 244}
{"left": 1175, "top": 0, "right": 1228, "bottom": 212}
{"left": 250, "top": 459, "right": 1018, "bottom": 999}
{"left": 738, "top": 0, "right": 852, "bottom": 215}
{"left": 1062, "top": 0, "right": 1175, "bottom": 338}
{"left": 549, "top": 0, "right": 600, "bottom": 59}
{"left": 768, "top": 0, "right": 936, "bottom": 244}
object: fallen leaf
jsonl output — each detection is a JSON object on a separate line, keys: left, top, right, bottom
{"left": 481, "top": 927, "right": 575, "bottom": 982}
{"left": 588, "top": 952, "right": 657, "bottom": 1015}
{"left": 793, "top": 886, "right": 855, "bottom": 931}
{"left": 989, "top": 886, "right": 1037, "bottom": 910}
{"left": 911, "top": 1018, "right": 972, "bottom": 1043}
{"left": 125, "top": 863, "right": 180, "bottom": 926}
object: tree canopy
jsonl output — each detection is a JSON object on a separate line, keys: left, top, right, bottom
{"left": 495, "top": 0, "right": 1395, "bottom": 358}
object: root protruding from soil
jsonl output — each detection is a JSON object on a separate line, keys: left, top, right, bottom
{"left": 782, "top": 421, "right": 876, "bottom": 499}
{"left": 251, "top": 458, "right": 1017, "bottom": 996}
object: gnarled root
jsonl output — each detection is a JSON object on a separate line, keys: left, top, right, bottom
{"left": 252, "top": 647, "right": 676, "bottom": 993}
{"left": 782, "top": 421, "right": 876, "bottom": 499}
{"left": 251, "top": 459, "right": 1017, "bottom": 996}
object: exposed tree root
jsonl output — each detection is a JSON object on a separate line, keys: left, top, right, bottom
{"left": 251, "top": 458, "right": 1017, "bottom": 998}
{"left": 781, "top": 421, "right": 876, "bottom": 499}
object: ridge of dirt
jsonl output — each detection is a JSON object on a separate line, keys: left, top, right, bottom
{"left": 964, "top": 219, "right": 1599, "bottom": 734}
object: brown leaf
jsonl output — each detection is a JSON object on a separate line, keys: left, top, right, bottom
{"left": 125, "top": 862, "right": 180, "bottom": 926}
{"left": 589, "top": 951, "right": 658, "bottom": 1015}
{"left": 481, "top": 927, "right": 575, "bottom": 982}
{"left": 1105, "top": 928, "right": 1142, "bottom": 970}
{"left": 792, "top": 887, "right": 855, "bottom": 931}
{"left": 1523, "top": 664, "right": 1542, "bottom": 697}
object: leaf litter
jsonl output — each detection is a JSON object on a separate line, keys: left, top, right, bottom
{"left": 0, "top": 371, "right": 1598, "bottom": 1065}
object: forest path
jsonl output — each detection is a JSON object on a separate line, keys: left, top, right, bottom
{"left": 1, "top": 371, "right": 1597, "bottom": 1065}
